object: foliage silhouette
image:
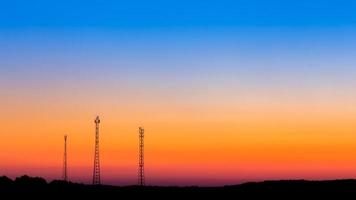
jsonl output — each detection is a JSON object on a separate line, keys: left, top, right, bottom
{"left": 1, "top": 175, "right": 356, "bottom": 198}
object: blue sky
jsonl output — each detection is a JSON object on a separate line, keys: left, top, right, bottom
{"left": 1, "top": 0, "right": 356, "bottom": 186}
{"left": 0, "top": 0, "right": 355, "bottom": 29}
{"left": 1, "top": 0, "right": 356, "bottom": 89}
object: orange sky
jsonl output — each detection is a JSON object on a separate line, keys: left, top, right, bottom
{"left": 1, "top": 0, "right": 356, "bottom": 186}
{"left": 1, "top": 82, "right": 356, "bottom": 186}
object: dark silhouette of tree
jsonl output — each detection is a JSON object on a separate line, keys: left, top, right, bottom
{"left": 1, "top": 175, "right": 356, "bottom": 198}
{"left": 15, "top": 175, "right": 47, "bottom": 186}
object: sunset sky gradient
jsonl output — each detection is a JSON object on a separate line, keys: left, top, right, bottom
{"left": 1, "top": 0, "right": 356, "bottom": 186}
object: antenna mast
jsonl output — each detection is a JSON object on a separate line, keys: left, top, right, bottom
{"left": 93, "top": 116, "right": 101, "bottom": 185}
{"left": 63, "top": 135, "right": 68, "bottom": 182}
{"left": 138, "top": 127, "right": 145, "bottom": 186}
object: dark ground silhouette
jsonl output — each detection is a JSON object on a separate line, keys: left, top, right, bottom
{"left": 1, "top": 175, "right": 356, "bottom": 198}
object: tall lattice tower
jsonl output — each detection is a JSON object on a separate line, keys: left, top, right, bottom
{"left": 63, "top": 134, "right": 68, "bottom": 182}
{"left": 93, "top": 116, "right": 101, "bottom": 185}
{"left": 138, "top": 127, "right": 145, "bottom": 186}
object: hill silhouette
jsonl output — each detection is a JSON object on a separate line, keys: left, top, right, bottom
{"left": 1, "top": 175, "right": 356, "bottom": 198}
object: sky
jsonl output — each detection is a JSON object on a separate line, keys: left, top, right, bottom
{"left": 0, "top": 0, "right": 356, "bottom": 186}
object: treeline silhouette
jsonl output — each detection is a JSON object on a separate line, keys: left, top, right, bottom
{"left": 1, "top": 175, "right": 356, "bottom": 198}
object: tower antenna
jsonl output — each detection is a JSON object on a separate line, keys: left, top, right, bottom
{"left": 93, "top": 116, "right": 101, "bottom": 185}
{"left": 63, "top": 134, "right": 68, "bottom": 182}
{"left": 138, "top": 127, "right": 145, "bottom": 186}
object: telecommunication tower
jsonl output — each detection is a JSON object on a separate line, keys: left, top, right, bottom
{"left": 93, "top": 116, "right": 101, "bottom": 185}
{"left": 63, "top": 134, "right": 68, "bottom": 182}
{"left": 138, "top": 127, "right": 145, "bottom": 186}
